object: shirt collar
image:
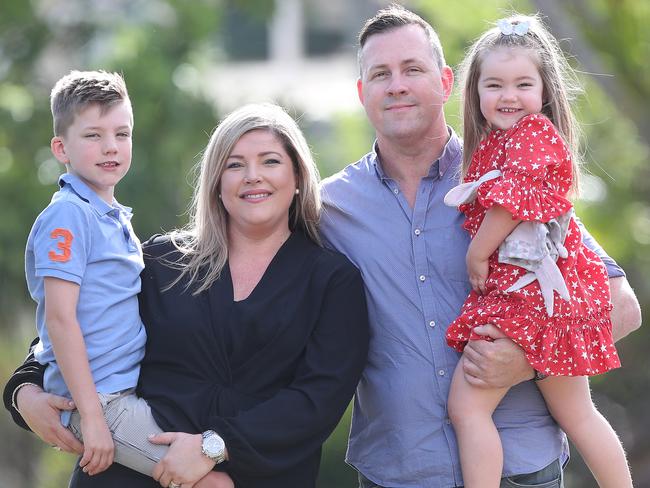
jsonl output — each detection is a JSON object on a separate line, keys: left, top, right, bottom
{"left": 59, "top": 173, "right": 132, "bottom": 217}
{"left": 370, "top": 126, "right": 461, "bottom": 181}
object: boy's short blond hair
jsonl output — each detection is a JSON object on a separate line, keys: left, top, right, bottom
{"left": 50, "top": 70, "right": 131, "bottom": 136}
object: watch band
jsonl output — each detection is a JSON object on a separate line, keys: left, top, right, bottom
{"left": 201, "top": 430, "right": 226, "bottom": 464}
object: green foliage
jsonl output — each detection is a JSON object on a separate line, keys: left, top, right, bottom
{"left": 1, "top": 1, "right": 648, "bottom": 486}
{"left": 0, "top": 1, "right": 222, "bottom": 315}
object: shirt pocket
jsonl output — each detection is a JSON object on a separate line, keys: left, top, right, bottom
{"left": 427, "top": 223, "right": 470, "bottom": 284}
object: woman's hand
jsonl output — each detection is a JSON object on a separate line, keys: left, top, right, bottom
{"left": 150, "top": 432, "right": 216, "bottom": 487}
{"left": 16, "top": 384, "right": 83, "bottom": 454}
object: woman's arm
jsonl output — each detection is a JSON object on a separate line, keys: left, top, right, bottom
{"left": 2, "top": 338, "right": 82, "bottom": 453}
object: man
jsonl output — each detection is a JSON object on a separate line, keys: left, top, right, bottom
{"left": 320, "top": 5, "right": 641, "bottom": 488}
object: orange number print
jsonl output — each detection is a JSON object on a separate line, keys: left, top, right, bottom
{"left": 48, "top": 228, "right": 73, "bottom": 263}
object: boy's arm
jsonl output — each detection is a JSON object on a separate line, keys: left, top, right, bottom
{"left": 44, "top": 277, "right": 114, "bottom": 474}
{"left": 466, "top": 205, "right": 521, "bottom": 294}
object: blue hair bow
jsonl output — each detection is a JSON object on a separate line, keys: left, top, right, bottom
{"left": 497, "top": 19, "right": 530, "bottom": 36}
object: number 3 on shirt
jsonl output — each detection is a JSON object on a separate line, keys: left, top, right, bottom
{"left": 48, "top": 228, "right": 73, "bottom": 263}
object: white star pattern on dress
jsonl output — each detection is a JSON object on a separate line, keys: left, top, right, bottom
{"left": 448, "top": 113, "right": 620, "bottom": 377}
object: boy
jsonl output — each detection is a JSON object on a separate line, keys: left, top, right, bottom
{"left": 26, "top": 70, "right": 231, "bottom": 487}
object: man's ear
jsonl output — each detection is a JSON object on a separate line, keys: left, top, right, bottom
{"left": 357, "top": 78, "right": 364, "bottom": 105}
{"left": 50, "top": 136, "right": 69, "bottom": 165}
{"left": 440, "top": 66, "right": 454, "bottom": 103}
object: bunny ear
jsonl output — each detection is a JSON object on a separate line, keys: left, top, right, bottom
{"left": 444, "top": 181, "right": 480, "bottom": 207}
{"left": 444, "top": 169, "right": 503, "bottom": 207}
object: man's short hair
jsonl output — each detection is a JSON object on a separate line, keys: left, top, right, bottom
{"left": 357, "top": 3, "right": 446, "bottom": 70}
{"left": 50, "top": 70, "right": 130, "bottom": 136}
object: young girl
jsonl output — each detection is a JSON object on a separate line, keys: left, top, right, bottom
{"left": 444, "top": 15, "right": 633, "bottom": 488}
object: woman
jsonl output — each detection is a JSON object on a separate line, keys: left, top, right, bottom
{"left": 4, "top": 103, "right": 369, "bottom": 487}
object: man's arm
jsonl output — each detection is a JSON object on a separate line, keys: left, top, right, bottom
{"left": 609, "top": 276, "right": 642, "bottom": 342}
{"left": 463, "top": 221, "right": 642, "bottom": 388}
{"left": 462, "top": 272, "right": 642, "bottom": 388}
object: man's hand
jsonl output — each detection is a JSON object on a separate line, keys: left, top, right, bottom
{"left": 16, "top": 384, "right": 83, "bottom": 454}
{"left": 462, "top": 324, "right": 534, "bottom": 388}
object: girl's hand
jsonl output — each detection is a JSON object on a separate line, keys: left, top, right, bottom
{"left": 467, "top": 254, "right": 489, "bottom": 295}
{"left": 195, "top": 471, "right": 235, "bottom": 488}
{"left": 78, "top": 413, "right": 114, "bottom": 475}
{"left": 16, "top": 384, "right": 83, "bottom": 454}
{"left": 150, "top": 432, "right": 216, "bottom": 488}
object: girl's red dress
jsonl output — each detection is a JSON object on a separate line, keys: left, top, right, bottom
{"left": 446, "top": 113, "right": 620, "bottom": 376}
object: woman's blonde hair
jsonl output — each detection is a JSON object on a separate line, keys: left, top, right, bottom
{"left": 168, "top": 103, "right": 321, "bottom": 294}
{"left": 458, "top": 14, "right": 583, "bottom": 196}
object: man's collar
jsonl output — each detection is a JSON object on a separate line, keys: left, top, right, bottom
{"left": 370, "top": 126, "right": 461, "bottom": 180}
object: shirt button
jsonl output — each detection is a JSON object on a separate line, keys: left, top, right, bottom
{"left": 438, "top": 369, "right": 445, "bottom": 376}
{"left": 419, "top": 275, "right": 426, "bottom": 282}
{"left": 429, "top": 320, "right": 436, "bottom": 327}
{"left": 414, "top": 228, "right": 421, "bottom": 236}
{"left": 393, "top": 188, "right": 399, "bottom": 194}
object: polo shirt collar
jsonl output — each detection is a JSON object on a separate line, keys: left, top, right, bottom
{"left": 371, "top": 126, "right": 461, "bottom": 181}
{"left": 59, "top": 173, "right": 131, "bottom": 217}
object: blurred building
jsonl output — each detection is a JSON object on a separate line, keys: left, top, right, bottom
{"left": 206, "top": 0, "right": 396, "bottom": 118}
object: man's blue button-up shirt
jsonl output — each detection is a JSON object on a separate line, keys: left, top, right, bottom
{"left": 321, "top": 129, "right": 622, "bottom": 487}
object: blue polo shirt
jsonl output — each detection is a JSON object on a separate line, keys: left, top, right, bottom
{"left": 320, "top": 128, "right": 624, "bottom": 487}
{"left": 27, "top": 173, "right": 146, "bottom": 408}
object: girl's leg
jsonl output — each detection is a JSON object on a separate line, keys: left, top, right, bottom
{"left": 537, "top": 376, "right": 633, "bottom": 488}
{"left": 448, "top": 355, "right": 509, "bottom": 488}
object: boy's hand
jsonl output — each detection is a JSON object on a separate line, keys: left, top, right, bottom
{"left": 467, "top": 254, "right": 489, "bottom": 295}
{"left": 79, "top": 413, "right": 114, "bottom": 475}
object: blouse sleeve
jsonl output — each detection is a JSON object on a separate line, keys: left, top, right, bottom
{"left": 479, "top": 114, "right": 573, "bottom": 222}
{"left": 207, "top": 260, "right": 370, "bottom": 476}
{"left": 2, "top": 337, "right": 46, "bottom": 431}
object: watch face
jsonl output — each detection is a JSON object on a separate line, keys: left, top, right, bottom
{"left": 204, "top": 434, "right": 225, "bottom": 456}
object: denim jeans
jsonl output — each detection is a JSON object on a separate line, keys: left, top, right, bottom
{"left": 358, "top": 458, "right": 564, "bottom": 488}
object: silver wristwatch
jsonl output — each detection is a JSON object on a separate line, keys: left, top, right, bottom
{"left": 201, "top": 430, "right": 226, "bottom": 464}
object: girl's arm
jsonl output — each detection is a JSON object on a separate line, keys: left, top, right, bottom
{"left": 44, "top": 277, "right": 114, "bottom": 475}
{"left": 467, "top": 205, "right": 520, "bottom": 294}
